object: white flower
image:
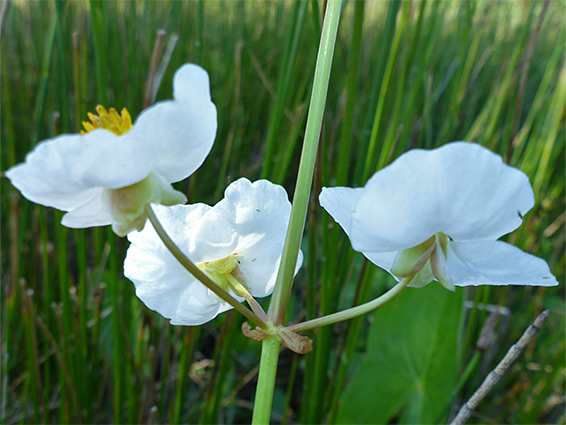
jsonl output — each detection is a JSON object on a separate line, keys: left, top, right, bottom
{"left": 124, "top": 178, "right": 303, "bottom": 326}
{"left": 320, "top": 142, "right": 558, "bottom": 290}
{"left": 6, "top": 64, "right": 217, "bottom": 236}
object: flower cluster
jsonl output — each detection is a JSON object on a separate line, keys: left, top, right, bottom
{"left": 6, "top": 61, "right": 557, "bottom": 328}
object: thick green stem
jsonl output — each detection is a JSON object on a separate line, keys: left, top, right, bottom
{"left": 251, "top": 336, "right": 281, "bottom": 425}
{"left": 143, "top": 204, "right": 267, "bottom": 329}
{"left": 284, "top": 277, "right": 412, "bottom": 333}
{"left": 267, "top": 0, "right": 343, "bottom": 325}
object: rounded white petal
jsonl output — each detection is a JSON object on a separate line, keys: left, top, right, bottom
{"left": 125, "top": 204, "right": 238, "bottom": 325}
{"left": 173, "top": 64, "right": 214, "bottom": 104}
{"left": 216, "top": 178, "right": 297, "bottom": 297}
{"left": 351, "top": 142, "right": 534, "bottom": 253}
{"left": 6, "top": 134, "right": 102, "bottom": 211}
{"left": 61, "top": 189, "right": 112, "bottom": 228}
{"left": 170, "top": 283, "right": 227, "bottom": 326}
{"left": 447, "top": 240, "right": 558, "bottom": 287}
{"left": 131, "top": 65, "right": 217, "bottom": 184}
{"left": 129, "top": 204, "right": 237, "bottom": 263}
{"left": 188, "top": 207, "right": 239, "bottom": 262}
{"left": 77, "top": 129, "right": 159, "bottom": 188}
{"left": 6, "top": 129, "right": 159, "bottom": 212}
{"left": 125, "top": 238, "right": 222, "bottom": 326}
{"left": 319, "top": 187, "right": 364, "bottom": 239}
{"left": 217, "top": 178, "right": 291, "bottom": 238}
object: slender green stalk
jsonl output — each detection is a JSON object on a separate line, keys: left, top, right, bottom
{"left": 273, "top": 101, "right": 309, "bottom": 185}
{"left": 363, "top": 1, "right": 409, "bottom": 180}
{"left": 260, "top": 0, "right": 308, "bottom": 179}
{"left": 21, "top": 284, "right": 43, "bottom": 423}
{"left": 354, "top": 0, "right": 400, "bottom": 183}
{"left": 143, "top": 204, "right": 266, "bottom": 329}
{"left": 172, "top": 327, "right": 199, "bottom": 424}
{"left": 195, "top": 0, "right": 204, "bottom": 64}
{"left": 107, "top": 229, "right": 123, "bottom": 423}
{"left": 284, "top": 277, "right": 412, "bottom": 333}
{"left": 33, "top": 13, "right": 56, "bottom": 144}
{"left": 335, "top": 0, "right": 364, "bottom": 185}
{"left": 54, "top": 1, "right": 70, "bottom": 132}
{"left": 267, "top": 0, "right": 343, "bottom": 325}
{"left": 282, "top": 354, "right": 298, "bottom": 425}
{"left": 89, "top": 0, "right": 108, "bottom": 105}
{"left": 215, "top": 38, "right": 243, "bottom": 199}
{"left": 251, "top": 336, "right": 281, "bottom": 425}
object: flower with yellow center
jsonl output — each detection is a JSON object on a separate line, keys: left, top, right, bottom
{"left": 320, "top": 142, "right": 558, "bottom": 289}
{"left": 6, "top": 64, "right": 217, "bottom": 236}
{"left": 124, "top": 178, "right": 303, "bottom": 326}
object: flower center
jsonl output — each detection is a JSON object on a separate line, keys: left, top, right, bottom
{"left": 390, "top": 232, "right": 453, "bottom": 290}
{"left": 201, "top": 254, "right": 240, "bottom": 278}
{"left": 81, "top": 105, "right": 133, "bottom": 135}
{"left": 199, "top": 254, "right": 251, "bottom": 297}
{"left": 79, "top": 105, "right": 187, "bottom": 237}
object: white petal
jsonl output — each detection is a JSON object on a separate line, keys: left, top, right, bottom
{"left": 125, "top": 240, "right": 198, "bottom": 320}
{"left": 6, "top": 134, "right": 101, "bottom": 211}
{"left": 320, "top": 187, "right": 400, "bottom": 281}
{"left": 173, "top": 64, "right": 214, "bottom": 104}
{"left": 319, "top": 187, "right": 364, "bottom": 239}
{"left": 77, "top": 129, "right": 159, "bottom": 188}
{"left": 217, "top": 178, "right": 291, "bottom": 237}
{"left": 188, "top": 207, "right": 239, "bottom": 262}
{"left": 125, "top": 204, "right": 238, "bottom": 325}
{"left": 216, "top": 178, "right": 297, "bottom": 297}
{"left": 362, "top": 251, "right": 399, "bottom": 277}
{"left": 131, "top": 65, "right": 217, "bottom": 184}
{"left": 447, "top": 240, "right": 558, "bottom": 287}
{"left": 170, "top": 283, "right": 226, "bottom": 326}
{"left": 61, "top": 189, "right": 112, "bottom": 228}
{"left": 7, "top": 129, "right": 159, "bottom": 213}
{"left": 128, "top": 204, "right": 237, "bottom": 263}
{"left": 350, "top": 142, "right": 534, "bottom": 253}
{"left": 126, "top": 204, "right": 211, "bottom": 268}
{"left": 125, "top": 238, "right": 222, "bottom": 326}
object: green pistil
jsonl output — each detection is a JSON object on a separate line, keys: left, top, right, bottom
{"left": 199, "top": 254, "right": 252, "bottom": 296}
{"left": 202, "top": 254, "right": 239, "bottom": 275}
{"left": 199, "top": 254, "right": 268, "bottom": 319}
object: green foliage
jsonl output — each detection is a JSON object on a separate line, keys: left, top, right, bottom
{"left": 1, "top": 0, "right": 564, "bottom": 424}
{"left": 336, "top": 285, "right": 464, "bottom": 424}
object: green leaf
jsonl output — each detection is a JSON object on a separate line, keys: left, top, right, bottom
{"left": 336, "top": 284, "right": 464, "bottom": 424}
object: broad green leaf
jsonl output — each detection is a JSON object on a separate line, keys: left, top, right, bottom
{"left": 336, "top": 284, "right": 464, "bottom": 424}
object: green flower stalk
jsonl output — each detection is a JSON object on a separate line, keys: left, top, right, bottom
{"left": 252, "top": 0, "right": 343, "bottom": 422}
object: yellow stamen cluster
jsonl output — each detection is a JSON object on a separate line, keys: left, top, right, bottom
{"left": 81, "top": 105, "right": 133, "bottom": 135}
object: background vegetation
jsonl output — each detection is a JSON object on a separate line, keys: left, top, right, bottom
{"left": 1, "top": 0, "right": 564, "bottom": 423}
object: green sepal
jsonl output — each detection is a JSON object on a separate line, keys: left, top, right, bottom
{"left": 108, "top": 172, "right": 187, "bottom": 236}
{"left": 431, "top": 234, "right": 454, "bottom": 291}
{"left": 406, "top": 262, "right": 434, "bottom": 288}
{"left": 391, "top": 236, "right": 435, "bottom": 277}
